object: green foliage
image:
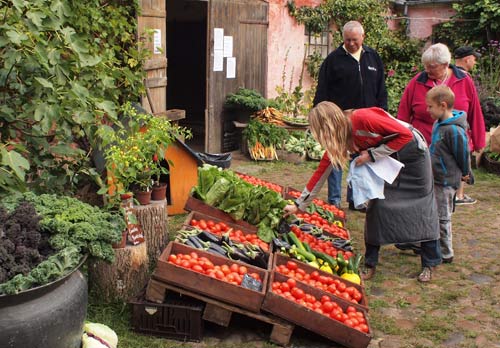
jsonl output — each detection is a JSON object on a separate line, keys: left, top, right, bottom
{"left": 476, "top": 41, "right": 500, "bottom": 100}
{"left": 98, "top": 103, "right": 192, "bottom": 196}
{"left": 433, "top": 0, "right": 500, "bottom": 50}
{"left": 0, "top": 0, "right": 148, "bottom": 196}
{"left": 243, "top": 120, "right": 289, "bottom": 149}
{"left": 224, "top": 88, "right": 268, "bottom": 111}
{"left": 385, "top": 62, "right": 420, "bottom": 115}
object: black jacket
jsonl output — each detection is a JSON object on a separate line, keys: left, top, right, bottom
{"left": 313, "top": 44, "right": 387, "bottom": 111}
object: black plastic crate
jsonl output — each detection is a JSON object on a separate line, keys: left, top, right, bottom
{"left": 130, "top": 291, "right": 205, "bottom": 342}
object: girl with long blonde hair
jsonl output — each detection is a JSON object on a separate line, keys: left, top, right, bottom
{"left": 285, "top": 101, "right": 442, "bottom": 282}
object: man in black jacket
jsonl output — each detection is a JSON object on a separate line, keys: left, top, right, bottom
{"left": 313, "top": 20, "right": 387, "bottom": 210}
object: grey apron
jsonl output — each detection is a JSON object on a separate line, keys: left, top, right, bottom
{"left": 364, "top": 129, "right": 439, "bottom": 245}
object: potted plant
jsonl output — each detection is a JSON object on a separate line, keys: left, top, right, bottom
{"left": 98, "top": 103, "right": 192, "bottom": 204}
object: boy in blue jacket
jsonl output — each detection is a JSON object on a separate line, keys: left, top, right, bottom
{"left": 426, "top": 85, "right": 472, "bottom": 272}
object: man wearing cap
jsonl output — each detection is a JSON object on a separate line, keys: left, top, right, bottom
{"left": 455, "top": 46, "right": 481, "bottom": 74}
{"left": 454, "top": 46, "right": 483, "bottom": 205}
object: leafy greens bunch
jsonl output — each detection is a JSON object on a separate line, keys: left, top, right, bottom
{"left": 191, "top": 165, "right": 288, "bottom": 242}
{"left": 0, "top": 193, "right": 125, "bottom": 294}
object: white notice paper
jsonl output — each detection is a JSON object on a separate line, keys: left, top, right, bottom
{"left": 214, "top": 50, "right": 223, "bottom": 71}
{"left": 223, "top": 36, "right": 233, "bottom": 57}
{"left": 153, "top": 29, "right": 162, "bottom": 54}
{"left": 227, "top": 57, "right": 236, "bottom": 78}
{"left": 214, "top": 28, "right": 224, "bottom": 50}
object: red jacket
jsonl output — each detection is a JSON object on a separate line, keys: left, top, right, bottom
{"left": 397, "top": 65, "right": 485, "bottom": 151}
{"left": 304, "top": 108, "right": 412, "bottom": 194}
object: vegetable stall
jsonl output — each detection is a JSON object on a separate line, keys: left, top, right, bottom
{"left": 133, "top": 164, "right": 372, "bottom": 347}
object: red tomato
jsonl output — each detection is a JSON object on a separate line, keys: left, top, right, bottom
{"left": 321, "top": 301, "right": 334, "bottom": 313}
{"left": 198, "top": 220, "right": 207, "bottom": 230}
{"left": 286, "top": 261, "right": 298, "bottom": 271}
{"left": 286, "top": 278, "right": 296, "bottom": 289}
{"left": 291, "top": 287, "right": 305, "bottom": 300}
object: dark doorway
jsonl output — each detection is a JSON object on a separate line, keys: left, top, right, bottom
{"left": 166, "top": 0, "right": 207, "bottom": 151}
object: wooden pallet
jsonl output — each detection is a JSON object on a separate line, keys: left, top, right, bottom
{"left": 146, "top": 278, "right": 294, "bottom": 346}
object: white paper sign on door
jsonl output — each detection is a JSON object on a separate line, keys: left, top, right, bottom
{"left": 227, "top": 57, "right": 236, "bottom": 79}
{"left": 214, "top": 28, "right": 224, "bottom": 50}
{"left": 223, "top": 36, "right": 233, "bottom": 58}
{"left": 214, "top": 50, "right": 223, "bottom": 71}
{"left": 153, "top": 29, "right": 162, "bottom": 54}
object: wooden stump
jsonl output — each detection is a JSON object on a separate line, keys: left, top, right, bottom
{"left": 133, "top": 200, "right": 169, "bottom": 263}
{"left": 89, "top": 243, "right": 149, "bottom": 302}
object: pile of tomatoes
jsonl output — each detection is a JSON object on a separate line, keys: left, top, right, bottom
{"left": 168, "top": 251, "right": 262, "bottom": 286}
{"left": 290, "top": 226, "right": 353, "bottom": 259}
{"left": 275, "top": 260, "right": 363, "bottom": 304}
{"left": 189, "top": 218, "right": 269, "bottom": 252}
{"left": 271, "top": 278, "right": 369, "bottom": 333}
{"left": 236, "top": 173, "right": 283, "bottom": 193}
{"left": 294, "top": 212, "right": 349, "bottom": 240}
{"left": 287, "top": 190, "right": 346, "bottom": 220}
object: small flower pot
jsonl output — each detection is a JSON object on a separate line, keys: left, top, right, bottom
{"left": 151, "top": 183, "right": 168, "bottom": 201}
{"left": 112, "top": 231, "right": 128, "bottom": 249}
{"left": 134, "top": 190, "right": 152, "bottom": 205}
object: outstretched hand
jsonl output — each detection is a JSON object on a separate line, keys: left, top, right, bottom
{"left": 283, "top": 204, "right": 298, "bottom": 217}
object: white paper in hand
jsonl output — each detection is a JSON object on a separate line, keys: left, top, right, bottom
{"left": 366, "top": 156, "right": 404, "bottom": 184}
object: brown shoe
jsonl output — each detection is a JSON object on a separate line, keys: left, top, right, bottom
{"left": 361, "top": 267, "right": 376, "bottom": 280}
{"left": 417, "top": 267, "right": 433, "bottom": 282}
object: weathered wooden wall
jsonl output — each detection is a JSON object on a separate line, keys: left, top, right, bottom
{"left": 207, "top": 0, "right": 269, "bottom": 152}
{"left": 138, "top": 0, "right": 167, "bottom": 115}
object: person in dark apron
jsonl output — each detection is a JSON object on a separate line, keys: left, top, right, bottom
{"left": 284, "top": 101, "right": 442, "bottom": 282}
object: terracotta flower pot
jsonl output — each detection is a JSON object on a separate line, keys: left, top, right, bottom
{"left": 120, "top": 192, "right": 133, "bottom": 201}
{"left": 134, "top": 190, "right": 152, "bottom": 205}
{"left": 112, "top": 231, "right": 128, "bottom": 249}
{"left": 151, "top": 183, "right": 168, "bottom": 201}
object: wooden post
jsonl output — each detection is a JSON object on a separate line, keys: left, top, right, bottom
{"left": 88, "top": 243, "right": 149, "bottom": 302}
{"left": 133, "top": 200, "right": 169, "bottom": 263}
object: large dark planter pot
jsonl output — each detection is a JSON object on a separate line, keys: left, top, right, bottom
{"left": 0, "top": 263, "right": 88, "bottom": 348}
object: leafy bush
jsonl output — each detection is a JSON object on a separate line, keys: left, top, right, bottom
{"left": 0, "top": 0, "right": 148, "bottom": 196}
{"left": 224, "top": 88, "right": 268, "bottom": 111}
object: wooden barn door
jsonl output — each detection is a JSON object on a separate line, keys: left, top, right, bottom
{"left": 206, "top": 0, "right": 268, "bottom": 153}
{"left": 138, "top": 0, "right": 168, "bottom": 115}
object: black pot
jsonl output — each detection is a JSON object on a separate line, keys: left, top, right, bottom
{"left": 0, "top": 262, "right": 88, "bottom": 348}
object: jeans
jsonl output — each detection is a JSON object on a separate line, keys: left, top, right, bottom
{"left": 327, "top": 167, "right": 342, "bottom": 206}
{"left": 365, "top": 240, "right": 442, "bottom": 269}
{"left": 435, "top": 185, "right": 456, "bottom": 259}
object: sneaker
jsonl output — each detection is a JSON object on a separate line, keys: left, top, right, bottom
{"left": 417, "top": 267, "right": 433, "bottom": 282}
{"left": 455, "top": 194, "right": 477, "bottom": 205}
{"left": 361, "top": 266, "right": 376, "bottom": 280}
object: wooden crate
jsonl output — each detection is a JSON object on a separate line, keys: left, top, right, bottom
{"left": 273, "top": 253, "right": 368, "bottom": 310}
{"left": 152, "top": 242, "right": 268, "bottom": 313}
{"left": 181, "top": 211, "right": 273, "bottom": 270}
{"left": 184, "top": 195, "right": 257, "bottom": 231}
{"left": 262, "top": 272, "right": 372, "bottom": 348}
{"left": 146, "top": 279, "right": 294, "bottom": 346}
{"left": 183, "top": 210, "right": 258, "bottom": 233}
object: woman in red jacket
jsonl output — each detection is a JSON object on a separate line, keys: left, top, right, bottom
{"left": 284, "top": 101, "right": 441, "bottom": 282}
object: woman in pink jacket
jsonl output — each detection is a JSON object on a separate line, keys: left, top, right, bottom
{"left": 398, "top": 43, "right": 485, "bottom": 206}
{"left": 398, "top": 43, "right": 485, "bottom": 154}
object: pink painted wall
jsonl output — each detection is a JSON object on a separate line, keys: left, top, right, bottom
{"left": 405, "top": 5, "right": 456, "bottom": 39}
{"left": 267, "top": 0, "right": 322, "bottom": 98}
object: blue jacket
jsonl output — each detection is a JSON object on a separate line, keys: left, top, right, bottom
{"left": 313, "top": 44, "right": 387, "bottom": 110}
{"left": 430, "top": 110, "right": 470, "bottom": 188}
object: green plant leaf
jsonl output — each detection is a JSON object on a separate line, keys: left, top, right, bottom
{"left": 1, "top": 149, "right": 30, "bottom": 180}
